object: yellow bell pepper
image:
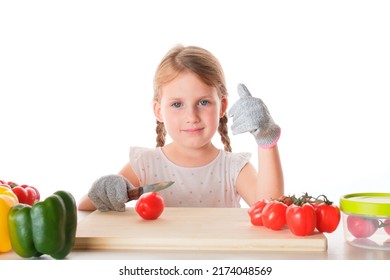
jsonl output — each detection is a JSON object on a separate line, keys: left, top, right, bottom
{"left": 0, "top": 185, "right": 19, "bottom": 252}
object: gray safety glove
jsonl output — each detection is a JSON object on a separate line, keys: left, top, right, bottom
{"left": 88, "top": 174, "right": 133, "bottom": 212}
{"left": 228, "top": 84, "right": 281, "bottom": 148}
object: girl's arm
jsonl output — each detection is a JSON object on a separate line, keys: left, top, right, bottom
{"left": 229, "top": 84, "right": 284, "bottom": 207}
{"left": 78, "top": 194, "right": 97, "bottom": 211}
{"left": 236, "top": 145, "right": 284, "bottom": 207}
{"left": 118, "top": 162, "right": 141, "bottom": 188}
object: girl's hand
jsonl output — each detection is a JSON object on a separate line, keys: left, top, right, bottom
{"left": 228, "top": 84, "right": 281, "bottom": 148}
{"left": 87, "top": 174, "right": 131, "bottom": 212}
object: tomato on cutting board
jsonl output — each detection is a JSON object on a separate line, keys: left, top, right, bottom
{"left": 286, "top": 203, "right": 316, "bottom": 236}
{"left": 135, "top": 192, "right": 165, "bottom": 220}
{"left": 248, "top": 199, "right": 269, "bottom": 226}
{"left": 315, "top": 202, "right": 340, "bottom": 233}
{"left": 261, "top": 200, "right": 287, "bottom": 230}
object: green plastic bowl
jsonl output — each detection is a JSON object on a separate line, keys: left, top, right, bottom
{"left": 340, "top": 193, "right": 390, "bottom": 217}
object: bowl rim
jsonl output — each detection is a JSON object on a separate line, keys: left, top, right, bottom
{"left": 340, "top": 192, "right": 390, "bottom": 216}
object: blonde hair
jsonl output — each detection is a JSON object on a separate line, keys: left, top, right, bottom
{"left": 153, "top": 45, "right": 232, "bottom": 152}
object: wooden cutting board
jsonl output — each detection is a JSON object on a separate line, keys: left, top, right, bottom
{"left": 74, "top": 207, "right": 327, "bottom": 251}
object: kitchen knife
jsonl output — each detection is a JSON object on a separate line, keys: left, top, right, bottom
{"left": 127, "top": 181, "right": 174, "bottom": 201}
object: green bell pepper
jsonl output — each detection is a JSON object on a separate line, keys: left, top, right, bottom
{"left": 51, "top": 190, "right": 77, "bottom": 259}
{"left": 8, "top": 190, "right": 77, "bottom": 259}
{"left": 31, "top": 194, "right": 66, "bottom": 255}
{"left": 8, "top": 203, "right": 42, "bottom": 258}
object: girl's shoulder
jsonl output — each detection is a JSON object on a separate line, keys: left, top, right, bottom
{"left": 220, "top": 149, "right": 251, "bottom": 163}
{"left": 218, "top": 150, "right": 252, "bottom": 173}
{"left": 129, "top": 146, "right": 160, "bottom": 160}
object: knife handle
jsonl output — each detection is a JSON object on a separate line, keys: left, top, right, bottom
{"left": 127, "top": 187, "right": 143, "bottom": 202}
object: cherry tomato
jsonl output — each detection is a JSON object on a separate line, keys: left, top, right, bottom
{"left": 12, "top": 186, "right": 39, "bottom": 205}
{"left": 383, "top": 219, "right": 390, "bottom": 235}
{"left": 286, "top": 203, "right": 316, "bottom": 236}
{"left": 261, "top": 200, "right": 287, "bottom": 230}
{"left": 135, "top": 192, "right": 165, "bottom": 220}
{"left": 347, "top": 215, "right": 379, "bottom": 238}
{"left": 278, "top": 195, "right": 294, "bottom": 206}
{"left": 19, "top": 184, "right": 40, "bottom": 201}
{"left": 248, "top": 199, "right": 269, "bottom": 226}
{"left": 315, "top": 203, "right": 340, "bottom": 233}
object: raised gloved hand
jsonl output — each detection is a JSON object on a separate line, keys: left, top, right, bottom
{"left": 228, "top": 84, "right": 281, "bottom": 148}
{"left": 87, "top": 174, "right": 132, "bottom": 212}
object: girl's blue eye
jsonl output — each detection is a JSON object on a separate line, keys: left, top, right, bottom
{"left": 199, "top": 100, "right": 209, "bottom": 106}
{"left": 172, "top": 102, "right": 182, "bottom": 108}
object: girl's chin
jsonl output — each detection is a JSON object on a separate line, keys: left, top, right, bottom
{"left": 174, "top": 140, "right": 214, "bottom": 150}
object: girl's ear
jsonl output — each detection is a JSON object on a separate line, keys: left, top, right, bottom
{"left": 153, "top": 100, "right": 163, "bottom": 122}
{"left": 220, "top": 96, "right": 228, "bottom": 118}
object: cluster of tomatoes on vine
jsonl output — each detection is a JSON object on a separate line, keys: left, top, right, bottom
{"left": 248, "top": 193, "right": 341, "bottom": 236}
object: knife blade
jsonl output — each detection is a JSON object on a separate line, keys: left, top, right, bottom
{"left": 127, "top": 181, "right": 174, "bottom": 201}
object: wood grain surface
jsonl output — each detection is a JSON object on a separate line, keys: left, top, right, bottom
{"left": 74, "top": 207, "right": 327, "bottom": 251}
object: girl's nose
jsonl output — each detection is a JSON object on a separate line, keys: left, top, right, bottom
{"left": 185, "top": 106, "right": 200, "bottom": 123}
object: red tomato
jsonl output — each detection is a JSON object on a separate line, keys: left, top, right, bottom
{"left": 261, "top": 200, "right": 287, "bottom": 230}
{"left": 347, "top": 216, "right": 379, "bottom": 238}
{"left": 315, "top": 203, "right": 341, "bottom": 233}
{"left": 12, "top": 186, "right": 39, "bottom": 205}
{"left": 248, "top": 199, "right": 269, "bottom": 226}
{"left": 278, "top": 195, "right": 293, "bottom": 206}
{"left": 286, "top": 203, "right": 316, "bottom": 236}
{"left": 19, "top": 184, "right": 40, "bottom": 201}
{"left": 135, "top": 192, "right": 165, "bottom": 220}
{"left": 384, "top": 219, "right": 390, "bottom": 235}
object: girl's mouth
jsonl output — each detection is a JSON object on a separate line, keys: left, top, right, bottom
{"left": 181, "top": 127, "right": 204, "bottom": 134}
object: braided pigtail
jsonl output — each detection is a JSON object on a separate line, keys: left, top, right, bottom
{"left": 155, "top": 120, "right": 166, "bottom": 147}
{"left": 218, "top": 115, "right": 232, "bottom": 152}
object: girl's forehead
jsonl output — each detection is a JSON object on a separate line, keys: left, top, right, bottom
{"left": 160, "top": 71, "right": 218, "bottom": 99}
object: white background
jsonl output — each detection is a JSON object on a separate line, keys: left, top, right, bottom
{"left": 1, "top": 0, "right": 389, "bottom": 206}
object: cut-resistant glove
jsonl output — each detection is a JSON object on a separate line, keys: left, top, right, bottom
{"left": 228, "top": 83, "right": 281, "bottom": 148}
{"left": 88, "top": 174, "right": 132, "bottom": 212}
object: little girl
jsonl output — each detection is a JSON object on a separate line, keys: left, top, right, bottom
{"left": 78, "top": 45, "right": 284, "bottom": 211}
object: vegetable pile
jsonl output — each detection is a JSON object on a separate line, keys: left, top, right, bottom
{"left": 248, "top": 193, "right": 341, "bottom": 236}
{"left": 0, "top": 179, "right": 77, "bottom": 259}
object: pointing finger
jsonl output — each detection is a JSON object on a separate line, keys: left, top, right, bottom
{"left": 237, "top": 83, "right": 252, "bottom": 98}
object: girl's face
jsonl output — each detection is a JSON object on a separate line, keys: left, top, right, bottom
{"left": 154, "top": 71, "right": 227, "bottom": 150}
